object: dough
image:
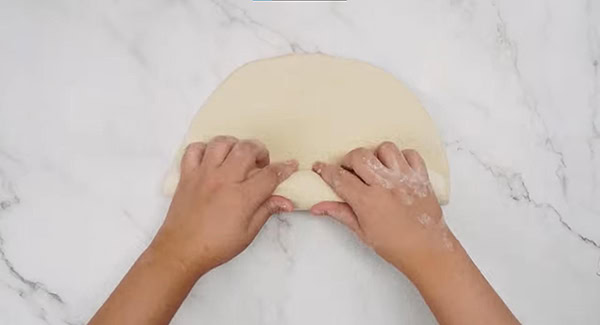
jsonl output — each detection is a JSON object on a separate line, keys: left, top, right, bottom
{"left": 164, "top": 54, "right": 450, "bottom": 209}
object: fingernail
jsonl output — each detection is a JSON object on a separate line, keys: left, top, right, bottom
{"left": 271, "top": 205, "right": 283, "bottom": 214}
{"left": 273, "top": 200, "right": 292, "bottom": 213}
{"left": 312, "top": 161, "right": 324, "bottom": 174}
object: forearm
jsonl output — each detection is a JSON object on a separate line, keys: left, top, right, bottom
{"left": 403, "top": 234, "right": 519, "bottom": 325}
{"left": 89, "top": 245, "right": 205, "bottom": 325}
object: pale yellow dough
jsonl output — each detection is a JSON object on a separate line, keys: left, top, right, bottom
{"left": 164, "top": 54, "right": 450, "bottom": 209}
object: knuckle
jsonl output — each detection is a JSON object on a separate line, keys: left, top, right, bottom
{"left": 211, "top": 135, "right": 238, "bottom": 144}
{"left": 358, "top": 149, "right": 374, "bottom": 166}
{"left": 248, "top": 138, "right": 265, "bottom": 149}
{"left": 184, "top": 141, "right": 204, "bottom": 154}
{"left": 184, "top": 143, "right": 194, "bottom": 154}
{"left": 181, "top": 143, "right": 205, "bottom": 168}
{"left": 357, "top": 147, "right": 370, "bottom": 154}
{"left": 380, "top": 141, "right": 397, "bottom": 152}
{"left": 348, "top": 147, "right": 369, "bottom": 163}
{"left": 350, "top": 147, "right": 369, "bottom": 157}
{"left": 402, "top": 148, "right": 418, "bottom": 157}
{"left": 182, "top": 146, "right": 194, "bottom": 160}
{"left": 236, "top": 140, "right": 257, "bottom": 153}
{"left": 211, "top": 135, "right": 228, "bottom": 142}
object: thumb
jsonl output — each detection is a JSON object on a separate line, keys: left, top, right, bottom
{"left": 248, "top": 195, "right": 294, "bottom": 234}
{"left": 311, "top": 201, "right": 365, "bottom": 240}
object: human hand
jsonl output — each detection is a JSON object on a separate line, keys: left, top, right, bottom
{"left": 151, "top": 136, "right": 298, "bottom": 277}
{"left": 311, "top": 142, "right": 452, "bottom": 277}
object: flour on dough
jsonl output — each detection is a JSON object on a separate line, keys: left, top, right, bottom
{"left": 164, "top": 54, "right": 450, "bottom": 209}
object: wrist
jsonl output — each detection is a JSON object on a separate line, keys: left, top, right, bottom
{"left": 402, "top": 236, "right": 473, "bottom": 290}
{"left": 392, "top": 230, "right": 468, "bottom": 283}
{"left": 145, "top": 239, "right": 212, "bottom": 281}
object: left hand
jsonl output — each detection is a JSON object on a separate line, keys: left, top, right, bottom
{"left": 151, "top": 136, "right": 298, "bottom": 277}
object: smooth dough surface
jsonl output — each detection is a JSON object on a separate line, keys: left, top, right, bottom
{"left": 164, "top": 54, "right": 450, "bottom": 209}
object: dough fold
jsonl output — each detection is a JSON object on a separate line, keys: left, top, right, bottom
{"left": 164, "top": 54, "right": 450, "bottom": 209}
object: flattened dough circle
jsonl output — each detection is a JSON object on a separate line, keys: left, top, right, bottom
{"left": 164, "top": 54, "right": 450, "bottom": 209}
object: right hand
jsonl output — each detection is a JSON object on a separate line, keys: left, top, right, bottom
{"left": 310, "top": 142, "right": 453, "bottom": 276}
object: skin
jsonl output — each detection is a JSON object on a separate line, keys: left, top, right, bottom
{"left": 311, "top": 142, "right": 519, "bottom": 325}
{"left": 90, "top": 137, "right": 519, "bottom": 325}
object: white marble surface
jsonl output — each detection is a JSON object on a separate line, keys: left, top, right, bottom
{"left": 1, "top": 0, "right": 599, "bottom": 324}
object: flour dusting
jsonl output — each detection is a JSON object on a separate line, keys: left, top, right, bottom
{"left": 417, "top": 213, "right": 432, "bottom": 226}
{"left": 438, "top": 218, "right": 454, "bottom": 251}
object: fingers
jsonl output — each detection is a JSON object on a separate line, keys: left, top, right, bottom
{"left": 221, "top": 139, "right": 270, "bottom": 181}
{"left": 202, "top": 136, "right": 239, "bottom": 168}
{"left": 402, "top": 149, "right": 428, "bottom": 177}
{"left": 248, "top": 195, "right": 293, "bottom": 235}
{"left": 180, "top": 142, "right": 206, "bottom": 175}
{"left": 243, "top": 160, "right": 299, "bottom": 208}
{"left": 374, "top": 142, "right": 411, "bottom": 172}
{"left": 376, "top": 141, "right": 401, "bottom": 170}
{"left": 312, "top": 161, "right": 369, "bottom": 206}
{"left": 311, "top": 201, "right": 364, "bottom": 238}
{"left": 340, "top": 147, "right": 388, "bottom": 186}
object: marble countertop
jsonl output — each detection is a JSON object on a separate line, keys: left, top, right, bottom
{"left": 1, "top": 0, "right": 599, "bottom": 324}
